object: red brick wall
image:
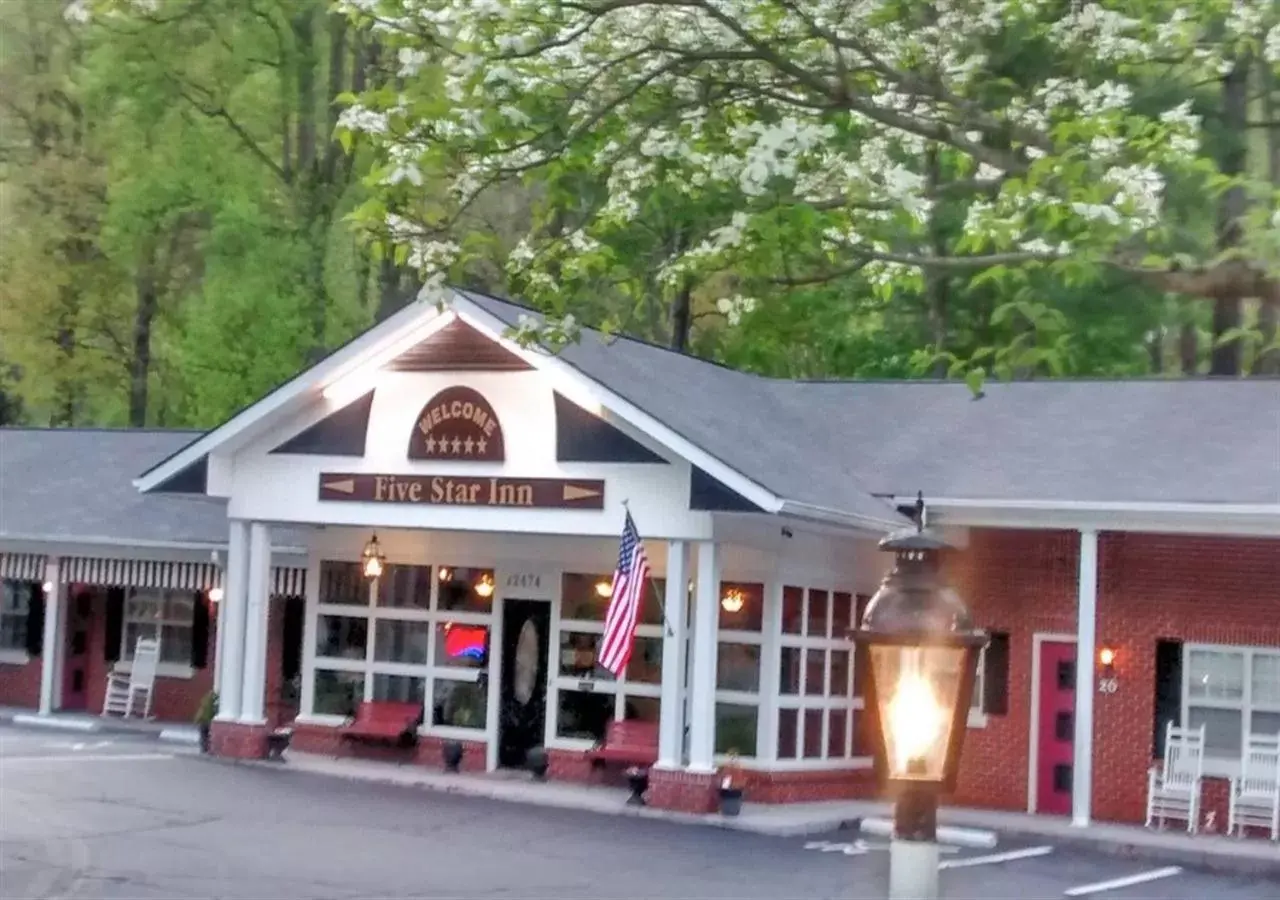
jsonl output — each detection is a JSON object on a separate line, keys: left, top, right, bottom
{"left": 938, "top": 529, "right": 1280, "bottom": 827}
{"left": 289, "top": 723, "right": 488, "bottom": 771}
{"left": 0, "top": 655, "right": 41, "bottom": 708}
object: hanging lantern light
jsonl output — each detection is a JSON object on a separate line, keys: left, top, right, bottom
{"left": 474, "top": 573, "right": 495, "bottom": 598}
{"left": 361, "top": 533, "right": 387, "bottom": 581}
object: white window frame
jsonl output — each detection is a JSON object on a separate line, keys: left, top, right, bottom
{"left": 118, "top": 587, "right": 195, "bottom": 679}
{"left": 548, "top": 572, "right": 663, "bottom": 752}
{"left": 1182, "top": 642, "right": 1280, "bottom": 779}
{"left": 307, "top": 560, "right": 494, "bottom": 741}
{"left": 0, "top": 579, "right": 31, "bottom": 665}
{"left": 773, "top": 586, "right": 861, "bottom": 769}
{"left": 968, "top": 644, "right": 988, "bottom": 728}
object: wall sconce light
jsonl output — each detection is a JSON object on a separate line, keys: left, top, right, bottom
{"left": 42, "top": 581, "right": 54, "bottom": 593}
{"left": 1099, "top": 646, "right": 1116, "bottom": 676}
{"left": 720, "top": 588, "right": 745, "bottom": 613}
{"left": 594, "top": 579, "right": 612, "bottom": 598}
{"left": 361, "top": 533, "right": 387, "bottom": 581}
{"left": 474, "top": 573, "right": 495, "bottom": 599}
{"left": 208, "top": 587, "right": 224, "bottom": 605}
{"left": 439, "top": 567, "right": 453, "bottom": 582}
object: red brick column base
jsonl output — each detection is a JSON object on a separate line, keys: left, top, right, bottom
{"left": 646, "top": 768, "right": 720, "bottom": 814}
{"left": 210, "top": 721, "right": 270, "bottom": 759}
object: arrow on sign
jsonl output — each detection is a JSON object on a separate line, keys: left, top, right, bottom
{"left": 322, "top": 478, "right": 356, "bottom": 494}
{"left": 563, "top": 484, "right": 601, "bottom": 502}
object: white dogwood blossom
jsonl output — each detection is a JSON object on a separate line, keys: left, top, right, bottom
{"left": 334, "top": 0, "right": 1278, "bottom": 309}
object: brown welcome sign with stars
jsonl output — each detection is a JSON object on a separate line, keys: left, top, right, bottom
{"left": 318, "top": 473, "right": 605, "bottom": 510}
{"left": 408, "top": 386, "right": 505, "bottom": 461}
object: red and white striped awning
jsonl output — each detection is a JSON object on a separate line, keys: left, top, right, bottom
{"left": 0, "top": 552, "right": 46, "bottom": 581}
{"left": 50, "top": 556, "right": 308, "bottom": 596}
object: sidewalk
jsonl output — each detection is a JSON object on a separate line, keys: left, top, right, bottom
{"left": 232, "top": 751, "right": 1280, "bottom": 876}
{"left": 0, "top": 705, "right": 200, "bottom": 746}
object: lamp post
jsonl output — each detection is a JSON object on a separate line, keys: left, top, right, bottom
{"left": 850, "top": 499, "right": 986, "bottom": 900}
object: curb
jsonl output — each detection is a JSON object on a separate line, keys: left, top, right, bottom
{"left": 3, "top": 711, "right": 201, "bottom": 747}
{"left": 860, "top": 817, "right": 997, "bottom": 849}
{"left": 11, "top": 713, "right": 99, "bottom": 733}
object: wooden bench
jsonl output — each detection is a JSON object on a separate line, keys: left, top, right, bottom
{"left": 585, "top": 719, "right": 659, "bottom": 769}
{"left": 340, "top": 701, "right": 423, "bottom": 748}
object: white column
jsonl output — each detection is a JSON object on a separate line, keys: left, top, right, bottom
{"left": 212, "top": 574, "right": 228, "bottom": 704}
{"left": 687, "top": 541, "right": 720, "bottom": 773}
{"left": 216, "top": 520, "right": 250, "bottom": 722}
{"left": 1072, "top": 528, "right": 1099, "bottom": 828}
{"left": 656, "top": 540, "right": 689, "bottom": 769}
{"left": 757, "top": 578, "right": 783, "bottom": 763}
{"left": 239, "top": 521, "right": 272, "bottom": 723}
{"left": 37, "top": 560, "right": 63, "bottom": 716}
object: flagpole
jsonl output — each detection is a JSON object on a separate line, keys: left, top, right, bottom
{"left": 622, "top": 500, "right": 676, "bottom": 638}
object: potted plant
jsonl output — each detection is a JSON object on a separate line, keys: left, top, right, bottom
{"left": 194, "top": 691, "right": 218, "bottom": 754}
{"left": 526, "top": 746, "right": 549, "bottom": 781}
{"left": 625, "top": 765, "right": 649, "bottom": 806}
{"left": 441, "top": 739, "right": 464, "bottom": 772}
{"left": 718, "top": 751, "right": 744, "bottom": 816}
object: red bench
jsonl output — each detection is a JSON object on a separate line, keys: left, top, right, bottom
{"left": 585, "top": 719, "right": 659, "bottom": 768}
{"left": 340, "top": 701, "right": 422, "bottom": 747}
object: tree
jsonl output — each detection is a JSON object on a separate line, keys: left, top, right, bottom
{"left": 338, "top": 0, "right": 1280, "bottom": 376}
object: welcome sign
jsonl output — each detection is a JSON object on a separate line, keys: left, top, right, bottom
{"left": 408, "top": 386, "right": 505, "bottom": 461}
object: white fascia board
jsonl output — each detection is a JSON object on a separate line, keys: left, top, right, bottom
{"left": 777, "top": 500, "right": 906, "bottom": 534}
{"left": 133, "top": 301, "right": 452, "bottom": 493}
{"left": 452, "top": 298, "right": 788, "bottom": 516}
{"left": 894, "top": 496, "right": 1280, "bottom": 517}
{"left": 0, "top": 534, "right": 309, "bottom": 556}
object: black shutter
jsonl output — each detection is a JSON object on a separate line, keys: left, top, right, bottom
{"left": 1154, "top": 640, "right": 1183, "bottom": 759}
{"left": 191, "top": 592, "right": 210, "bottom": 669}
{"left": 282, "top": 594, "right": 305, "bottom": 681}
{"left": 983, "top": 631, "right": 1011, "bottom": 716}
{"left": 24, "top": 582, "right": 45, "bottom": 657}
{"left": 103, "top": 587, "right": 125, "bottom": 662}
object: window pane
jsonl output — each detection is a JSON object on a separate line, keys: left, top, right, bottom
{"left": 622, "top": 695, "right": 660, "bottom": 724}
{"left": 556, "top": 689, "right": 612, "bottom": 741}
{"left": 782, "top": 586, "right": 803, "bottom": 635}
{"left": 807, "top": 590, "right": 829, "bottom": 638}
{"left": 716, "top": 642, "right": 760, "bottom": 692}
{"left": 804, "top": 649, "right": 826, "bottom": 696}
{"left": 852, "top": 594, "right": 870, "bottom": 698}
{"left": 1188, "top": 706, "right": 1243, "bottom": 757}
{"left": 372, "top": 673, "right": 425, "bottom": 705}
{"left": 374, "top": 620, "right": 431, "bottom": 665}
{"left": 1188, "top": 650, "right": 1244, "bottom": 701}
{"left": 1252, "top": 711, "right": 1280, "bottom": 738}
{"left": 828, "top": 708, "right": 848, "bottom": 758}
{"left": 376, "top": 565, "right": 431, "bottom": 609}
{"left": 780, "top": 647, "right": 802, "bottom": 695}
{"left": 434, "top": 622, "right": 489, "bottom": 669}
{"left": 315, "top": 616, "right": 367, "bottom": 660}
{"left": 715, "top": 702, "right": 758, "bottom": 756}
{"left": 432, "top": 679, "right": 487, "bottom": 729}
{"left": 319, "top": 561, "right": 367, "bottom": 606}
{"left": 159, "top": 625, "right": 192, "bottom": 665}
{"left": 163, "top": 593, "right": 194, "bottom": 622}
{"left": 1252, "top": 654, "right": 1280, "bottom": 707}
{"left": 718, "top": 582, "right": 763, "bottom": 632}
{"left": 123, "top": 623, "right": 158, "bottom": 659}
{"left": 1, "top": 580, "right": 30, "bottom": 615}
{"left": 830, "top": 651, "right": 850, "bottom": 700}
{"left": 803, "top": 709, "right": 824, "bottom": 759}
{"left": 558, "top": 631, "right": 614, "bottom": 680}
{"left": 626, "top": 636, "right": 663, "bottom": 684}
{"left": 561, "top": 573, "right": 609, "bottom": 622}
{"left": 831, "top": 591, "right": 853, "bottom": 638}
{"left": 437, "top": 567, "right": 494, "bottom": 612}
{"left": 313, "top": 669, "right": 362, "bottom": 716}
{"left": 777, "top": 708, "right": 799, "bottom": 759}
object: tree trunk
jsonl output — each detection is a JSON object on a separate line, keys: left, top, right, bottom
{"left": 1179, "top": 319, "right": 1199, "bottom": 374}
{"left": 1211, "top": 53, "right": 1250, "bottom": 376}
{"left": 670, "top": 285, "right": 692, "bottom": 352}
{"left": 1258, "top": 65, "right": 1280, "bottom": 375}
{"left": 128, "top": 239, "right": 159, "bottom": 426}
{"left": 1146, "top": 330, "right": 1164, "bottom": 374}
{"left": 924, "top": 144, "right": 949, "bottom": 376}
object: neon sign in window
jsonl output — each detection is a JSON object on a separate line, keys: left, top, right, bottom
{"left": 443, "top": 623, "right": 488, "bottom": 663}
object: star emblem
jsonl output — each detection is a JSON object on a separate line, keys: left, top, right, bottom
{"left": 464, "top": 437, "right": 475, "bottom": 455}
{"left": 425, "top": 436, "right": 437, "bottom": 453}
{"left": 477, "top": 438, "right": 487, "bottom": 454}
{"left": 451, "top": 437, "right": 462, "bottom": 454}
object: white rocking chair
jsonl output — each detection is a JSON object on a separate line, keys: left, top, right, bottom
{"left": 102, "top": 637, "right": 160, "bottom": 719}
{"left": 1146, "top": 722, "right": 1206, "bottom": 834}
{"left": 1229, "top": 732, "right": 1280, "bottom": 840}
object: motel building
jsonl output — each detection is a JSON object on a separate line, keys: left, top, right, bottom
{"left": 1, "top": 289, "right": 1278, "bottom": 828}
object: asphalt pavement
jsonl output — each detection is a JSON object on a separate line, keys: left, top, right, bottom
{"left": 2, "top": 721, "right": 1279, "bottom": 899}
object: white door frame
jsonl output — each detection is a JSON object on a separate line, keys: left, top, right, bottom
{"left": 1026, "top": 631, "right": 1077, "bottom": 815}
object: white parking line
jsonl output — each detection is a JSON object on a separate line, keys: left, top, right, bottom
{"left": 1063, "top": 866, "right": 1182, "bottom": 897}
{"left": 938, "top": 845, "right": 1054, "bottom": 869}
{"left": 0, "top": 753, "right": 174, "bottom": 764}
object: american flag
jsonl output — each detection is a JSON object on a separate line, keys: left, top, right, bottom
{"left": 598, "top": 510, "right": 652, "bottom": 676}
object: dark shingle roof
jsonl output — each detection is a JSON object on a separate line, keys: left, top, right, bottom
{"left": 463, "top": 290, "right": 1280, "bottom": 508}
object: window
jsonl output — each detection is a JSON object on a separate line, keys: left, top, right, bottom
{"left": 970, "top": 645, "right": 986, "bottom": 721}
{"left": 308, "top": 560, "right": 492, "bottom": 733}
{"left": 551, "top": 573, "right": 661, "bottom": 744}
{"left": 0, "top": 580, "right": 31, "bottom": 655}
{"left": 123, "top": 588, "right": 194, "bottom": 665}
{"left": 777, "top": 587, "right": 857, "bottom": 763}
{"left": 1184, "top": 644, "right": 1280, "bottom": 760}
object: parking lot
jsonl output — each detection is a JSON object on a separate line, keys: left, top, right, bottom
{"left": 2, "top": 722, "right": 1280, "bottom": 899}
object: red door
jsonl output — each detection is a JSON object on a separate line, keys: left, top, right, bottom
{"left": 61, "top": 589, "right": 93, "bottom": 711}
{"left": 1036, "top": 640, "right": 1077, "bottom": 815}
